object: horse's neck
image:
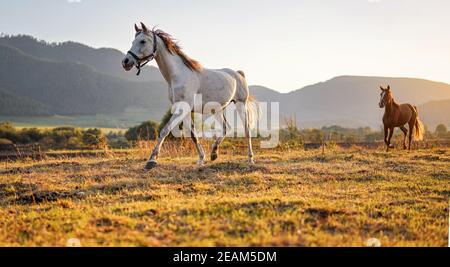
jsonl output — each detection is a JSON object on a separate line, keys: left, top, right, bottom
{"left": 154, "top": 37, "right": 191, "bottom": 86}
{"left": 385, "top": 98, "right": 399, "bottom": 115}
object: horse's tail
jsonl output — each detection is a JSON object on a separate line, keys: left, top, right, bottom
{"left": 413, "top": 105, "right": 424, "bottom": 141}
{"left": 237, "top": 70, "right": 260, "bottom": 128}
{"left": 237, "top": 70, "right": 246, "bottom": 78}
{"left": 246, "top": 95, "right": 260, "bottom": 128}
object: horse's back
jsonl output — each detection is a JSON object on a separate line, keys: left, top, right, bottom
{"left": 196, "top": 68, "right": 238, "bottom": 106}
{"left": 386, "top": 103, "right": 416, "bottom": 127}
{"left": 201, "top": 68, "right": 249, "bottom": 102}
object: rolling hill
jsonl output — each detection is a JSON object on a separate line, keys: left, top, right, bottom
{"left": 419, "top": 99, "right": 450, "bottom": 130}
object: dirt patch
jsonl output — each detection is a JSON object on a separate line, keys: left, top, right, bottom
{"left": 10, "top": 188, "right": 87, "bottom": 205}
{"left": 304, "top": 208, "right": 349, "bottom": 219}
{"left": 412, "top": 155, "right": 442, "bottom": 161}
{"left": 0, "top": 161, "right": 83, "bottom": 175}
{"left": 206, "top": 162, "right": 269, "bottom": 173}
{"left": 0, "top": 182, "right": 39, "bottom": 198}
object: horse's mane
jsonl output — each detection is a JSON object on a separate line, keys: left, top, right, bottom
{"left": 385, "top": 90, "right": 399, "bottom": 107}
{"left": 153, "top": 29, "right": 202, "bottom": 72}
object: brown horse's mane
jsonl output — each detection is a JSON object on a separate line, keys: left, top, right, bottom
{"left": 384, "top": 90, "right": 399, "bottom": 109}
{"left": 140, "top": 29, "right": 202, "bottom": 72}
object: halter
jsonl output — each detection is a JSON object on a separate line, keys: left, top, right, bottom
{"left": 127, "top": 31, "right": 158, "bottom": 76}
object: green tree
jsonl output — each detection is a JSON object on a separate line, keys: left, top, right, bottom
{"left": 125, "top": 121, "right": 159, "bottom": 141}
{"left": 82, "top": 128, "right": 106, "bottom": 149}
{"left": 435, "top": 124, "right": 447, "bottom": 138}
{"left": 50, "top": 127, "right": 83, "bottom": 148}
{"left": 20, "top": 128, "right": 44, "bottom": 143}
{"left": 0, "top": 121, "right": 19, "bottom": 143}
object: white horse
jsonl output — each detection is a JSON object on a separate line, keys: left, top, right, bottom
{"left": 122, "top": 22, "right": 257, "bottom": 170}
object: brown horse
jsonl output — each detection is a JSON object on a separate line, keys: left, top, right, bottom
{"left": 379, "top": 85, "right": 424, "bottom": 151}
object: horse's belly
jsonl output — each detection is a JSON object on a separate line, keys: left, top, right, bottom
{"left": 198, "top": 75, "right": 236, "bottom": 107}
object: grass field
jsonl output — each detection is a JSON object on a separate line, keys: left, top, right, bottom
{"left": 0, "top": 141, "right": 448, "bottom": 246}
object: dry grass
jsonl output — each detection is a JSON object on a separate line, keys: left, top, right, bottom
{"left": 0, "top": 140, "right": 448, "bottom": 247}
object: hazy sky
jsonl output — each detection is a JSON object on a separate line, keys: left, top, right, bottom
{"left": 1, "top": 0, "right": 449, "bottom": 92}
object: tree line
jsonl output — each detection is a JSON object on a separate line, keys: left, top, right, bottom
{"left": 0, "top": 122, "right": 107, "bottom": 149}
{"left": 1, "top": 118, "right": 449, "bottom": 151}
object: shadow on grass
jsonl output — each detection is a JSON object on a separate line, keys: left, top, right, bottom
{"left": 0, "top": 179, "right": 157, "bottom": 206}
{"left": 0, "top": 158, "right": 143, "bottom": 175}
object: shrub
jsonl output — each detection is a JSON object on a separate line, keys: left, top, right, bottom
{"left": 49, "top": 127, "right": 83, "bottom": 148}
{"left": 0, "top": 122, "right": 19, "bottom": 143}
{"left": 435, "top": 124, "right": 448, "bottom": 138}
{"left": 125, "top": 121, "right": 159, "bottom": 141}
{"left": 82, "top": 128, "right": 106, "bottom": 149}
{"left": 20, "top": 128, "right": 44, "bottom": 143}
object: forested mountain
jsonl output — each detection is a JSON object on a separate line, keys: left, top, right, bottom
{"left": 0, "top": 44, "right": 170, "bottom": 116}
{"left": 0, "top": 88, "right": 50, "bottom": 116}
{"left": 0, "top": 34, "right": 163, "bottom": 82}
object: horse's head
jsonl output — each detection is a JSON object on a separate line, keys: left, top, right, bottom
{"left": 379, "top": 85, "right": 392, "bottom": 108}
{"left": 122, "top": 22, "right": 157, "bottom": 75}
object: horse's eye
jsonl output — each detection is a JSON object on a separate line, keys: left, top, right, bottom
{"left": 140, "top": 40, "right": 146, "bottom": 44}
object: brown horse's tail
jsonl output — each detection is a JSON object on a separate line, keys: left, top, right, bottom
{"left": 413, "top": 106, "right": 424, "bottom": 141}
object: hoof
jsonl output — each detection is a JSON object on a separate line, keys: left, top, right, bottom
{"left": 248, "top": 158, "right": 255, "bottom": 165}
{"left": 197, "top": 159, "right": 205, "bottom": 166}
{"left": 144, "top": 161, "right": 157, "bottom": 170}
{"left": 389, "top": 144, "right": 394, "bottom": 148}
{"left": 211, "top": 153, "right": 218, "bottom": 161}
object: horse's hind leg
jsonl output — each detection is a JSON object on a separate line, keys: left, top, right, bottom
{"left": 237, "top": 102, "right": 254, "bottom": 164}
{"left": 384, "top": 126, "right": 389, "bottom": 151}
{"left": 191, "top": 123, "right": 205, "bottom": 165}
{"left": 211, "top": 116, "right": 229, "bottom": 161}
{"left": 408, "top": 121, "right": 414, "bottom": 150}
{"left": 400, "top": 126, "right": 408, "bottom": 149}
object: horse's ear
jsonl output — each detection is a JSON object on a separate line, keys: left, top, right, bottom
{"left": 134, "top": 23, "right": 140, "bottom": 32}
{"left": 387, "top": 85, "right": 391, "bottom": 90}
{"left": 140, "top": 22, "right": 148, "bottom": 33}
{"left": 380, "top": 86, "right": 384, "bottom": 91}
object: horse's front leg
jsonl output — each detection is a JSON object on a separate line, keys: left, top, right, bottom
{"left": 400, "top": 126, "right": 408, "bottom": 149}
{"left": 211, "top": 116, "right": 229, "bottom": 161}
{"left": 384, "top": 126, "right": 389, "bottom": 151}
{"left": 387, "top": 127, "right": 395, "bottom": 151}
{"left": 190, "top": 122, "right": 205, "bottom": 166}
{"left": 145, "top": 103, "right": 189, "bottom": 170}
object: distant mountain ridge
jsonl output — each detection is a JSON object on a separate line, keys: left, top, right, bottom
{"left": 0, "top": 87, "right": 50, "bottom": 116}
{"left": 0, "top": 35, "right": 163, "bottom": 82}
{"left": 419, "top": 99, "right": 450, "bottom": 129}
{"left": 250, "top": 76, "right": 450, "bottom": 128}
{"left": 0, "top": 43, "right": 170, "bottom": 117}
{"left": 1, "top": 34, "right": 449, "bottom": 129}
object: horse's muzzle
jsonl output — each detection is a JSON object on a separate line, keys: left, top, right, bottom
{"left": 122, "top": 57, "right": 134, "bottom": 71}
